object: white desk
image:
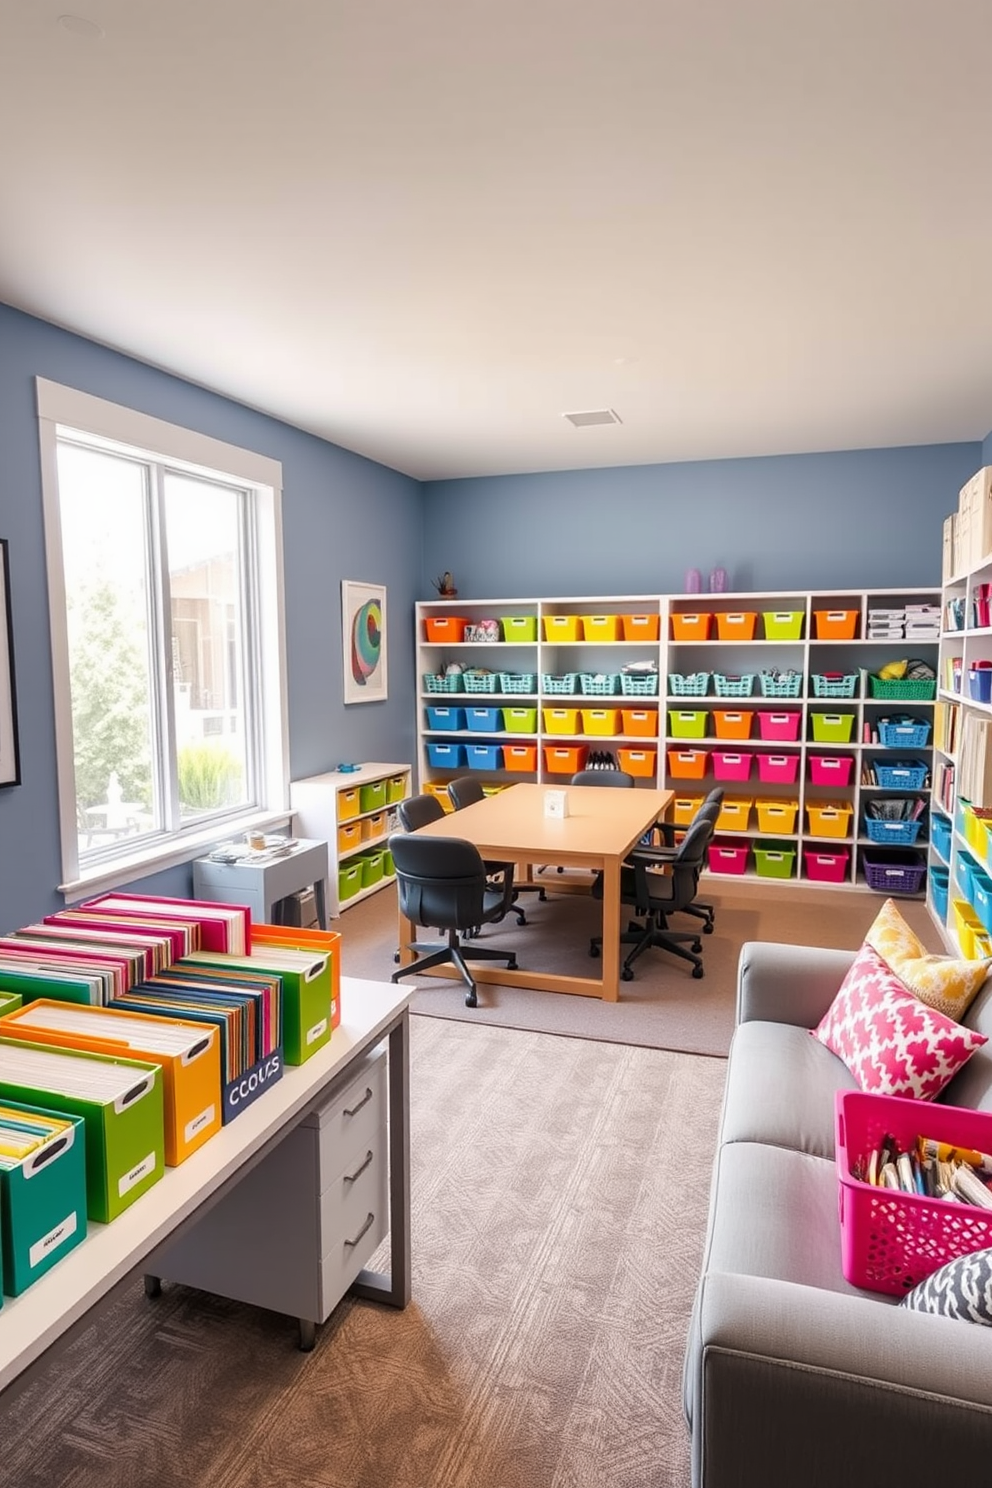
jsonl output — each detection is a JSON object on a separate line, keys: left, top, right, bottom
{"left": 193, "top": 836, "right": 330, "bottom": 930}
{"left": 0, "top": 978, "right": 412, "bottom": 1395}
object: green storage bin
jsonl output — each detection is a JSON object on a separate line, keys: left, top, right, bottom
{"left": 810, "top": 712, "right": 855, "bottom": 744}
{"left": 386, "top": 773, "right": 407, "bottom": 804}
{"left": 502, "top": 707, "right": 538, "bottom": 733}
{"left": 753, "top": 843, "right": 797, "bottom": 879}
{"left": 359, "top": 849, "right": 385, "bottom": 889}
{"left": 0, "top": 993, "right": 22, "bottom": 1019}
{"left": 668, "top": 709, "right": 708, "bottom": 739}
{"left": 500, "top": 615, "right": 538, "bottom": 642}
{"left": 359, "top": 779, "right": 388, "bottom": 813}
{"left": 382, "top": 848, "right": 395, "bottom": 879}
{"left": 338, "top": 862, "right": 363, "bottom": 902}
{"left": 0, "top": 1100, "right": 87, "bottom": 1296}
{"left": 761, "top": 610, "right": 804, "bottom": 640}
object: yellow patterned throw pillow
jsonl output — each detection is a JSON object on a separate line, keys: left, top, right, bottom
{"left": 865, "top": 897, "right": 991, "bottom": 1020}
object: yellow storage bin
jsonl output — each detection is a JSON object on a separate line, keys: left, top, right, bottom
{"left": 806, "top": 801, "right": 853, "bottom": 838}
{"left": 716, "top": 796, "right": 752, "bottom": 831}
{"left": 543, "top": 615, "right": 582, "bottom": 642}
{"left": 580, "top": 614, "right": 621, "bottom": 641}
{"left": 581, "top": 708, "right": 621, "bottom": 736}
{"left": 423, "top": 781, "right": 454, "bottom": 811}
{"left": 672, "top": 794, "right": 705, "bottom": 825}
{"left": 543, "top": 707, "right": 580, "bottom": 735}
{"left": 337, "top": 820, "right": 362, "bottom": 854}
{"left": 756, "top": 799, "right": 799, "bottom": 834}
{"left": 338, "top": 787, "right": 360, "bottom": 821}
{"left": 953, "top": 899, "right": 983, "bottom": 959}
{"left": 386, "top": 773, "right": 407, "bottom": 803}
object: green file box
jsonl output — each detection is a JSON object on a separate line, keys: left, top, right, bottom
{"left": 0, "top": 992, "right": 22, "bottom": 1018}
{"left": 0, "top": 1039, "right": 165, "bottom": 1223}
{"left": 0, "top": 1100, "right": 87, "bottom": 1295}
{"left": 179, "top": 948, "right": 334, "bottom": 1066}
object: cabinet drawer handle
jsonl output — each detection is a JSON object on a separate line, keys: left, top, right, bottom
{"left": 343, "top": 1149, "right": 374, "bottom": 1184}
{"left": 344, "top": 1211, "right": 375, "bottom": 1248}
{"left": 343, "top": 1086, "right": 374, "bottom": 1118}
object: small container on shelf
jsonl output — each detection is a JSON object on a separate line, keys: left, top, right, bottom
{"left": 667, "top": 749, "right": 708, "bottom": 779}
{"left": 668, "top": 672, "right": 710, "bottom": 697}
{"left": 756, "top": 800, "right": 799, "bottom": 834}
{"left": 579, "top": 673, "right": 621, "bottom": 696}
{"left": 672, "top": 794, "right": 705, "bottom": 825}
{"left": 873, "top": 760, "right": 929, "bottom": 790}
{"left": 809, "top": 754, "right": 855, "bottom": 787}
{"left": 619, "top": 671, "right": 660, "bottom": 696}
{"left": 386, "top": 773, "right": 407, "bottom": 803}
{"left": 621, "top": 708, "right": 658, "bottom": 736}
{"left": 758, "top": 669, "right": 803, "bottom": 698}
{"left": 544, "top": 615, "right": 582, "bottom": 642}
{"left": 713, "top": 673, "right": 755, "bottom": 697}
{"left": 337, "top": 821, "right": 362, "bottom": 854}
{"left": 712, "top": 710, "right": 753, "bottom": 740}
{"left": 544, "top": 744, "right": 588, "bottom": 774}
{"left": 806, "top": 802, "right": 853, "bottom": 838}
{"left": 802, "top": 847, "right": 850, "bottom": 884}
{"left": 426, "top": 705, "right": 466, "bottom": 731}
{"left": 810, "top": 712, "right": 856, "bottom": 744}
{"left": 465, "top": 706, "right": 503, "bottom": 732}
{"left": 930, "top": 812, "right": 952, "bottom": 861}
{"left": 813, "top": 609, "right": 859, "bottom": 640}
{"left": 810, "top": 672, "right": 859, "bottom": 698}
{"left": 359, "top": 780, "right": 387, "bottom": 812}
{"left": 541, "top": 672, "right": 579, "bottom": 694}
{"left": 707, "top": 841, "right": 751, "bottom": 875}
{"left": 466, "top": 743, "right": 503, "bottom": 770}
{"left": 929, "top": 864, "right": 950, "bottom": 922}
{"left": 503, "top": 744, "right": 538, "bottom": 772}
{"left": 543, "top": 707, "right": 580, "bottom": 735}
{"left": 753, "top": 843, "right": 797, "bottom": 879}
{"left": 617, "top": 747, "right": 657, "bottom": 777}
{"left": 671, "top": 612, "right": 712, "bottom": 641}
{"left": 461, "top": 670, "right": 500, "bottom": 694}
{"left": 621, "top": 613, "right": 661, "bottom": 641}
{"left": 877, "top": 719, "right": 932, "bottom": 749}
{"left": 361, "top": 811, "right": 387, "bottom": 841}
{"left": 338, "top": 787, "right": 360, "bottom": 821}
{"left": 868, "top": 674, "right": 937, "bottom": 700}
{"left": 862, "top": 851, "right": 927, "bottom": 895}
{"left": 502, "top": 707, "right": 538, "bottom": 733}
{"left": 668, "top": 709, "right": 708, "bottom": 738}
{"left": 715, "top": 612, "right": 758, "bottom": 641}
{"left": 756, "top": 710, "right": 801, "bottom": 741}
{"left": 426, "top": 742, "right": 466, "bottom": 769}
{"left": 424, "top": 615, "right": 469, "bottom": 642}
{"left": 761, "top": 611, "right": 804, "bottom": 640}
{"left": 863, "top": 817, "right": 925, "bottom": 846}
{"left": 580, "top": 614, "right": 621, "bottom": 641}
{"left": 757, "top": 752, "right": 801, "bottom": 785}
{"left": 716, "top": 796, "right": 752, "bottom": 831}
{"left": 464, "top": 619, "right": 501, "bottom": 643}
{"left": 581, "top": 708, "right": 621, "bottom": 736}
{"left": 711, "top": 750, "right": 754, "bottom": 782}
{"left": 497, "top": 672, "right": 537, "bottom": 694}
{"left": 499, "top": 616, "right": 538, "bottom": 642}
{"left": 423, "top": 672, "right": 464, "bottom": 694}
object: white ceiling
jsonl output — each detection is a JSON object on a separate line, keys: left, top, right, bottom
{"left": 2, "top": 0, "right": 991, "bottom": 482}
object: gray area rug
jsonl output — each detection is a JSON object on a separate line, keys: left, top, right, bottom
{"left": 0, "top": 1017, "right": 727, "bottom": 1488}
{"left": 340, "top": 877, "right": 941, "bottom": 1058}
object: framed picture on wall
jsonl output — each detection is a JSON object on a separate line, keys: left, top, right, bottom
{"left": 342, "top": 580, "right": 387, "bottom": 704}
{"left": 0, "top": 541, "right": 21, "bottom": 786}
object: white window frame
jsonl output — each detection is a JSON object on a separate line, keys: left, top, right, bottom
{"left": 36, "top": 378, "right": 291, "bottom": 900}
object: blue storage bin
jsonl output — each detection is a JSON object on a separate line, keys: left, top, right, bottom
{"left": 426, "top": 705, "right": 466, "bottom": 731}
{"left": 877, "top": 719, "right": 931, "bottom": 749}
{"left": 465, "top": 706, "right": 503, "bottom": 732}
{"left": 863, "top": 818, "right": 924, "bottom": 846}
{"left": 957, "top": 850, "right": 980, "bottom": 904}
{"left": 465, "top": 743, "right": 503, "bottom": 769}
{"left": 426, "top": 742, "right": 466, "bottom": 769}
{"left": 930, "top": 812, "right": 952, "bottom": 862}
{"left": 874, "top": 759, "right": 928, "bottom": 790}
{"left": 930, "top": 865, "right": 949, "bottom": 924}
{"left": 973, "top": 872, "right": 992, "bottom": 935}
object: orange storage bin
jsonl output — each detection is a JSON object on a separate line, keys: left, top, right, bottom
{"left": 580, "top": 614, "right": 621, "bottom": 642}
{"left": 425, "top": 615, "right": 469, "bottom": 642}
{"left": 806, "top": 801, "right": 853, "bottom": 838}
{"left": 618, "top": 747, "right": 657, "bottom": 778}
{"left": 716, "top": 796, "right": 752, "bottom": 831}
{"left": 581, "top": 707, "right": 621, "bottom": 736}
{"left": 503, "top": 744, "right": 538, "bottom": 772}
{"left": 813, "top": 609, "right": 859, "bottom": 640}
{"left": 338, "top": 787, "right": 360, "bottom": 821}
{"left": 337, "top": 820, "right": 362, "bottom": 853}
{"left": 671, "top": 611, "right": 712, "bottom": 641}
{"left": 712, "top": 709, "right": 754, "bottom": 740}
{"left": 672, "top": 794, "right": 705, "bottom": 825}
{"left": 361, "top": 810, "right": 387, "bottom": 841}
{"left": 544, "top": 744, "right": 588, "bottom": 774}
{"left": 543, "top": 615, "right": 582, "bottom": 642}
{"left": 543, "top": 706, "right": 580, "bottom": 734}
{"left": 667, "top": 748, "right": 708, "bottom": 779}
{"left": 621, "top": 613, "right": 661, "bottom": 642}
{"left": 715, "top": 611, "right": 758, "bottom": 641}
{"left": 621, "top": 708, "right": 658, "bottom": 736}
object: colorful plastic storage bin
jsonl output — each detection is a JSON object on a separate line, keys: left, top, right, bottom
{"left": 338, "top": 787, "right": 360, "bottom": 821}
{"left": 579, "top": 673, "right": 621, "bottom": 696}
{"left": 863, "top": 817, "right": 925, "bottom": 846}
{"left": 580, "top": 614, "right": 621, "bottom": 641}
{"left": 802, "top": 847, "right": 850, "bottom": 883}
{"left": 672, "top": 794, "right": 705, "bottom": 825}
{"left": 716, "top": 797, "right": 752, "bottom": 831}
{"left": 930, "top": 865, "right": 950, "bottom": 922}
{"left": 669, "top": 672, "right": 710, "bottom": 697}
{"left": 500, "top": 615, "right": 538, "bottom": 642}
{"left": 582, "top": 708, "right": 621, "bottom": 736}
{"left": 426, "top": 742, "right": 465, "bottom": 769}
{"left": 810, "top": 673, "right": 859, "bottom": 698}
{"left": 338, "top": 862, "right": 363, "bottom": 902}
{"left": 423, "top": 672, "right": 464, "bottom": 693}
{"left": 424, "top": 615, "right": 469, "bottom": 642}
{"left": 361, "top": 811, "right": 387, "bottom": 841}
{"left": 813, "top": 609, "right": 859, "bottom": 640}
{"left": 756, "top": 800, "right": 799, "bottom": 834}
{"left": 426, "top": 705, "right": 465, "bottom": 730}
{"left": 835, "top": 1090, "right": 992, "bottom": 1295}
{"left": 759, "top": 670, "right": 803, "bottom": 698}
{"left": 465, "top": 706, "right": 503, "bottom": 732}
{"left": 466, "top": 743, "right": 503, "bottom": 769}
{"left": 387, "top": 773, "right": 407, "bottom": 803}
{"left": 753, "top": 843, "right": 797, "bottom": 879}
{"left": 358, "top": 849, "right": 385, "bottom": 888}
{"left": 809, "top": 754, "right": 855, "bottom": 787}
{"left": 503, "top": 707, "right": 538, "bottom": 733}
{"left": 707, "top": 842, "right": 750, "bottom": 875}
{"left": 667, "top": 749, "right": 708, "bottom": 779}
{"left": 337, "top": 821, "right": 362, "bottom": 854}
{"left": 617, "top": 748, "right": 657, "bottom": 778}
{"left": 715, "top": 611, "right": 758, "bottom": 641}
{"left": 713, "top": 673, "right": 755, "bottom": 697}
{"left": 543, "top": 615, "right": 582, "bottom": 642}
{"left": 544, "top": 744, "right": 588, "bottom": 774}
{"left": 544, "top": 707, "right": 580, "bottom": 734}
{"left": 867, "top": 674, "right": 936, "bottom": 700}
{"left": 761, "top": 611, "right": 804, "bottom": 639}
{"left": 621, "top": 708, "right": 658, "bottom": 736}
{"left": 542, "top": 673, "right": 579, "bottom": 694}
{"left": 806, "top": 802, "right": 853, "bottom": 838}
{"left": 863, "top": 852, "right": 927, "bottom": 895}
{"left": 711, "top": 751, "right": 753, "bottom": 781}
{"left": 503, "top": 744, "right": 538, "bottom": 772}
{"left": 877, "top": 719, "right": 932, "bottom": 749}
{"left": 873, "top": 760, "right": 928, "bottom": 790}
{"left": 757, "top": 752, "right": 801, "bottom": 784}
{"left": 669, "top": 709, "right": 708, "bottom": 738}
{"left": 930, "top": 813, "right": 952, "bottom": 862}
{"left": 359, "top": 780, "right": 388, "bottom": 812}
{"left": 671, "top": 612, "right": 712, "bottom": 641}
{"left": 498, "top": 673, "right": 537, "bottom": 694}
{"left": 712, "top": 710, "right": 753, "bottom": 740}
{"left": 756, "top": 710, "right": 801, "bottom": 742}
{"left": 810, "top": 712, "right": 856, "bottom": 744}
{"left": 621, "top": 614, "right": 661, "bottom": 641}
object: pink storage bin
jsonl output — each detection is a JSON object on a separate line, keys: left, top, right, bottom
{"left": 756, "top": 710, "right": 801, "bottom": 742}
{"left": 756, "top": 752, "right": 800, "bottom": 785}
{"left": 809, "top": 754, "right": 855, "bottom": 787}
{"left": 836, "top": 1090, "right": 992, "bottom": 1295}
{"left": 711, "top": 750, "right": 754, "bottom": 782}
{"left": 802, "top": 847, "right": 850, "bottom": 883}
{"left": 707, "top": 841, "right": 750, "bottom": 875}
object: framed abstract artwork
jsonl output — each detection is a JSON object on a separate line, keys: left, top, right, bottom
{"left": 342, "top": 580, "right": 387, "bottom": 704}
{"left": 0, "top": 541, "right": 20, "bottom": 786}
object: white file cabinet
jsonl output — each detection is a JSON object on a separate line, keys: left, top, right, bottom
{"left": 153, "top": 1045, "right": 388, "bottom": 1348}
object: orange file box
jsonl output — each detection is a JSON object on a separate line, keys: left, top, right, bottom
{"left": 0, "top": 999, "right": 222, "bottom": 1166}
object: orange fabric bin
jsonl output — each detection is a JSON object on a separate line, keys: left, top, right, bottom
{"left": 618, "top": 747, "right": 657, "bottom": 778}
{"left": 621, "top": 708, "right": 658, "bottom": 736}
{"left": 503, "top": 744, "right": 538, "bottom": 772}
{"left": 544, "top": 744, "right": 588, "bottom": 774}
{"left": 813, "top": 609, "right": 859, "bottom": 640}
{"left": 667, "top": 749, "right": 708, "bottom": 779}
{"left": 715, "top": 611, "right": 758, "bottom": 640}
{"left": 671, "top": 612, "right": 712, "bottom": 641}
{"left": 425, "top": 615, "right": 469, "bottom": 642}
{"left": 621, "top": 614, "right": 661, "bottom": 642}
{"left": 712, "top": 709, "right": 754, "bottom": 740}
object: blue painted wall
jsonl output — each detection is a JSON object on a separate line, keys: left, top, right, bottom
{"left": 421, "top": 444, "right": 978, "bottom": 600}
{"left": 0, "top": 304, "right": 421, "bottom": 931}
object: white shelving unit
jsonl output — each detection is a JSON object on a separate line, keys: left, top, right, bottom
{"left": 415, "top": 591, "right": 940, "bottom": 895}
{"left": 290, "top": 763, "right": 411, "bottom": 917}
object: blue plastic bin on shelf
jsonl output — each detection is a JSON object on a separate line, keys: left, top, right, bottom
{"left": 969, "top": 667, "right": 992, "bottom": 703}
{"left": 426, "top": 705, "right": 466, "bottom": 731}
{"left": 877, "top": 719, "right": 931, "bottom": 749}
{"left": 874, "top": 760, "right": 929, "bottom": 790}
{"left": 465, "top": 706, "right": 503, "bottom": 732}
{"left": 863, "top": 818, "right": 924, "bottom": 846}
{"left": 973, "top": 872, "right": 992, "bottom": 935}
{"left": 426, "top": 742, "right": 466, "bottom": 769}
{"left": 930, "top": 812, "right": 952, "bottom": 862}
{"left": 929, "top": 865, "right": 949, "bottom": 924}
{"left": 465, "top": 743, "right": 503, "bottom": 769}
{"left": 957, "top": 851, "right": 981, "bottom": 904}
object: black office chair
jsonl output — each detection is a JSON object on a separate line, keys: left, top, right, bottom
{"left": 590, "top": 812, "right": 715, "bottom": 980}
{"left": 447, "top": 776, "right": 542, "bottom": 916}
{"left": 397, "top": 793, "right": 446, "bottom": 832}
{"left": 570, "top": 770, "right": 636, "bottom": 789}
{"left": 389, "top": 832, "right": 519, "bottom": 1007}
{"left": 649, "top": 786, "right": 723, "bottom": 933}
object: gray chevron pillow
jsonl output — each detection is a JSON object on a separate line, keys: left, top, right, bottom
{"left": 899, "top": 1247, "right": 992, "bottom": 1325}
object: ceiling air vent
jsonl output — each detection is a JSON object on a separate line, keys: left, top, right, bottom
{"left": 562, "top": 408, "right": 623, "bottom": 428}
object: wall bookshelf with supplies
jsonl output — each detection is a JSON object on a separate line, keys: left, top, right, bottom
{"left": 290, "top": 764, "right": 411, "bottom": 917}
{"left": 415, "top": 590, "right": 940, "bottom": 896}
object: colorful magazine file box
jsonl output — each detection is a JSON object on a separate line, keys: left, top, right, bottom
{"left": 0, "top": 1038, "right": 164, "bottom": 1222}
{"left": 250, "top": 925, "right": 342, "bottom": 1034}
{"left": 0, "top": 992, "right": 22, "bottom": 1017}
{"left": 0, "top": 1000, "right": 222, "bottom": 1166}
{"left": 182, "top": 935, "right": 337, "bottom": 1064}
{"left": 0, "top": 1099, "right": 87, "bottom": 1296}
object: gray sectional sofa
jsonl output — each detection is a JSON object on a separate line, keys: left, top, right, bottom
{"left": 683, "top": 939, "right": 992, "bottom": 1488}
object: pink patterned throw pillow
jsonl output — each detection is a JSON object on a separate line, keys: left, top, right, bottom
{"left": 812, "top": 943, "right": 987, "bottom": 1100}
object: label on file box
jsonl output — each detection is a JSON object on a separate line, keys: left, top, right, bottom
{"left": 306, "top": 1017, "right": 328, "bottom": 1046}
{"left": 119, "top": 1150, "right": 156, "bottom": 1197}
{"left": 29, "top": 1210, "right": 78, "bottom": 1270}
{"left": 185, "top": 1104, "right": 216, "bottom": 1144}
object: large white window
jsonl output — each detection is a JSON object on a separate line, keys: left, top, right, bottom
{"left": 37, "top": 380, "right": 290, "bottom": 897}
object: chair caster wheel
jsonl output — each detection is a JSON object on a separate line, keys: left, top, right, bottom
{"left": 621, "top": 967, "right": 634, "bottom": 982}
{"left": 589, "top": 944, "right": 600, "bottom": 958}
{"left": 393, "top": 951, "right": 400, "bottom": 963}
{"left": 465, "top": 989, "right": 478, "bottom": 1008}
{"left": 538, "top": 889, "right": 547, "bottom": 901}
{"left": 692, "top": 941, "right": 702, "bottom": 953}
{"left": 507, "top": 956, "right": 518, "bottom": 971}
{"left": 517, "top": 914, "right": 527, "bottom": 927}
{"left": 692, "top": 965, "right": 704, "bottom": 979}
{"left": 703, "top": 923, "right": 714, "bottom": 934}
